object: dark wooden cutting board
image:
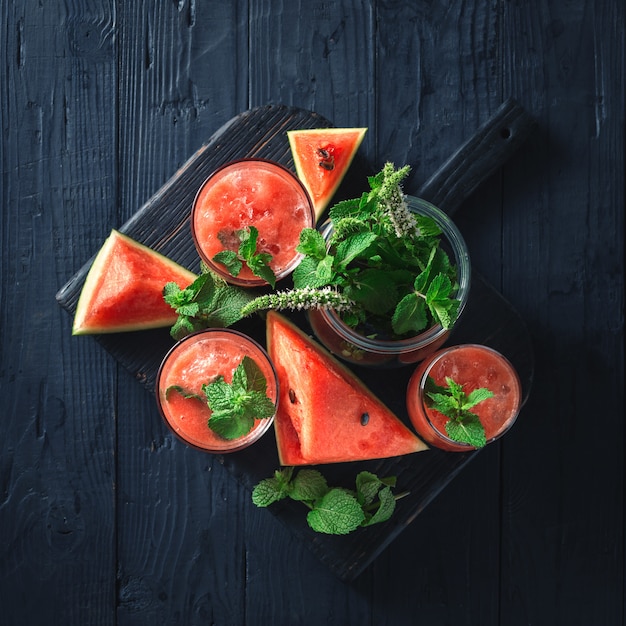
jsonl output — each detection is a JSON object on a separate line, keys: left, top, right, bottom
{"left": 56, "top": 103, "right": 535, "bottom": 582}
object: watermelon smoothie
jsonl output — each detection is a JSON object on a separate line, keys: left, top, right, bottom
{"left": 406, "top": 344, "right": 521, "bottom": 452}
{"left": 156, "top": 329, "right": 278, "bottom": 453}
{"left": 191, "top": 159, "right": 315, "bottom": 286}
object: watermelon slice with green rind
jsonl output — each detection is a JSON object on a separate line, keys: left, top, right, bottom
{"left": 288, "top": 127, "right": 366, "bottom": 222}
{"left": 267, "top": 311, "right": 428, "bottom": 465}
{"left": 72, "top": 229, "right": 197, "bottom": 334}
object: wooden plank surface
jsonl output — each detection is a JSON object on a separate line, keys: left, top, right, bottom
{"left": 1, "top": 0, "right": 624, "bottom": 624}
{"left": 56, "top": 102, "right": 535, "bottom": 582}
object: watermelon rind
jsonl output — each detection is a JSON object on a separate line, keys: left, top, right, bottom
{"left": 267, "top": 311, "right": 427, "bottom": 465}
{"left": 287, "top": 127, "right": 366, "bottom": 222}
{"left": 72, "top": 229, "right": 197, "bottom": 335}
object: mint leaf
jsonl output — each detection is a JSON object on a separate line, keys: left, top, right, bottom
{"left": 241, "top": 391, "right": 277, "bottom": 421}
{"left": 239, "top": 227, "right": 277, "bottom": 287}
{"left": 425, "top": 271, "right": 452, "bottom": 301}
{"left": 430, "top": 298, "right": 459, "bottom": 330}
{"left": 231, "top": 356, "right": 249, "bottom": 391}
{"left": 247, "top": 252, "right": 276, "bottom": 287}
{"left": 414, "top": 214, "right": 442, "bottom": 238}
{"left": 425, "top": 375, "right": 494, "bottom": 448}
{"left": 428, "top": 246, "right": 454, "bottom": 279}
{"left": 446, "top": 413, "right": 487, "bottom": 448}
{"left": 292, "top": 255, "right": 327, "bottom": 289}
{"left": 164, "top": 276, "right": 207, "bottom": 315}
{"left": 252, "top": 467, "right": 295, "bottom": 507}
{"left": 425, "top": 273, "right": 458, "bottom": 329}
{"left": 355, "top": 472, "right": 399, "bottom": 528}
{"left": 165, "top": 385, "right": 204, "bottom": 402}
{"left": 355, "top": 471, "right": 395, "bottom": 506}
{"left": 296, "top": 228, "right": 327, "bottom": 259}
{"left": 427, "top": 392, "right": 461, "bottom": 416}
{"left": 202, "top": 377, "right": 235, "bottom": 414}
{"left": 163, "top": 271, "right": 256, "bottom": 340}
{"left": 306, "top": 489, "right": 365, "bottom": 535}
{"left": 237, "top": 226, "right": 257, "bottom": 260}
{"left": 203, "top": 284, "right": 257, "bottom": 328}
{"left": 362, "top": 485, "right": 397, "bottom": 527}
{"left": 164, "top": 278, "right": 208, "bottom": 314}
{"left": 315, "top": 254, "right": 335, "bottom": 284}
{"left": 201, "top": 357, "right": 276, "bottom": 440}
{"left": 213, "top": 249, "right": 243, "bottom": 277}
{"left": 344, "top": 268, "right": 398, "bottom": 315}
{"left": 209, "top": 410, "right": 255, "bottom": 440}
{"left": 328, "top": 198, "right": 361, "bottom": 222}
{"left": 465, "top": 387, "right": 496, "bottom": 410}
{"left": 252, "top": 476, "right": 288, "bottom": 507}
{"left": 169, "top": 315, "right": 194, "bottom": 339}
{"left": 412, "top": 246, "right": 440, "bottom": 293}
{"left": 334, "top": 232, "right": 378, "bottom": 267}
{"left": 212, "top": 226, "right": 277, "bottom": 287}
{"left": 391, "top": 292, "right": 428, "bottom": 335}
{"left": 252, "top": 468, "right": 401, "bottom": 535}
{"left": 289, "top": 469, "right": 328, "bottom": 502}
{"left": 237, "top": 356, "right": 267, "bottom": 394}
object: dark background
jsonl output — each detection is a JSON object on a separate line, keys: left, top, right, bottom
{"left": 1, "top": 1, "right": 623, "bottom": 625}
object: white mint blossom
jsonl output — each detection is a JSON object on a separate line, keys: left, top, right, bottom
{"left": 377, "top": 162, "right": 418, "bottom": 238}
{"left": 241, "top": 286, "right": 354, "bottom": 317}
{"left": 383, "top": 191, "right": 418, "bottom": 238}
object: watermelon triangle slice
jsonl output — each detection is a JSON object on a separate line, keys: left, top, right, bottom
{"left": 266, "top": 311, "right": 428, "bottom": 465}
{"left": 287, "top": 127, "right": 367, "bottom": 222}
{"left": 72, "top": 229, "right": 197, "bottom": 335}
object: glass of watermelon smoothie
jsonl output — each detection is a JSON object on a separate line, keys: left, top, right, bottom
{"left": 406, "top": 344, "right": 522, "bottom": 452}
{"left": 191, "top": 159, "right": 315, "bottom": 287}
{"left": 155, "top": 329, "right": 278, "bottom": 453}
{"left": 307, "top": 196, "right": 471, "bottom": 368}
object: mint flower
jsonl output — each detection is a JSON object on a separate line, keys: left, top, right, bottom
{"left": 241, "top": 287, "right": 355, "bottom": 317}
{"left": 383, "top": 191, "right": 418, "bottom": 238}
{"left": 375, "top": 163, "right": 418, "bottom": 238}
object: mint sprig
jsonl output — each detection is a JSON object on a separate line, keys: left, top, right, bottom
{"left": 425, "top": 376, "right": 494, "bottom": 448}
{"left": 213, "top": 226, "right": 277, "bottom": 287}
{"left": 163, "top": 269, "right": 257, "bottom": 340}
{"left": 167, "top": 356, "right": 276, "bottom": 441}
{"left": 252, "top": 468, "right": 405, "bottom": 535}
{"left": 239, "top": 163, "right": 461, "bottom": 340}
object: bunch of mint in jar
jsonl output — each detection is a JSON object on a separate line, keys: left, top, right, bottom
{"left": 240, "top": 162, "right": 462, "bottom": 340}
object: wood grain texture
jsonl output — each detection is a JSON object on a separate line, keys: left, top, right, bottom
{"left": 56, "top": 104, "right": 534, "bottom": 583}
{"left": 494, "top": 2, "right": 625, "bottom": 624}
{"left": 1, "top": 0, "right": 623, "bottom": 624}
{"left": 0, "top": 1, "right": 118, "bottom": 624}
{"left": 417, "top": 98, "right": 537, "bottom": 215}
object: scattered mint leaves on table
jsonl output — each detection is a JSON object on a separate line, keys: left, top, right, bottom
{"left": 425, "top": 376, "right": 494, "bottom": 448}
{"left": 166, "top": 356, "right": 276, "bottom": 440}
{"left": 252, "top": 468, "right": 406, "bottom": 535}
{"left": 213, "top": 226, "right": 277, "bottom": 288}
{"left": 163, "top": 269, "right": 257, "bottom": 340}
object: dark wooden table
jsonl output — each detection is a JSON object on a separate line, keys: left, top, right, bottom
{"left": 1, "top": 2, "right": 623, "bottom": 625}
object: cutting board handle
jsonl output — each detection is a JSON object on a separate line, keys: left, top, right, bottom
{"left": 416, "top": 98, "right": 536, "bottom": 215}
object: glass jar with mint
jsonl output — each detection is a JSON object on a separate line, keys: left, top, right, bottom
{"left": 241, "top": 163, "right": 471, "bottom": 368}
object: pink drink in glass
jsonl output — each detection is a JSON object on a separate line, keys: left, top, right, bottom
{"left": 156, "top": 329, "right": 278, "bottom": 453}
{"left": 406, "top": 344, "right": 521, "bottom": 451}
{"left": 192, "top": 159, "right": 315, "bottom": 286}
